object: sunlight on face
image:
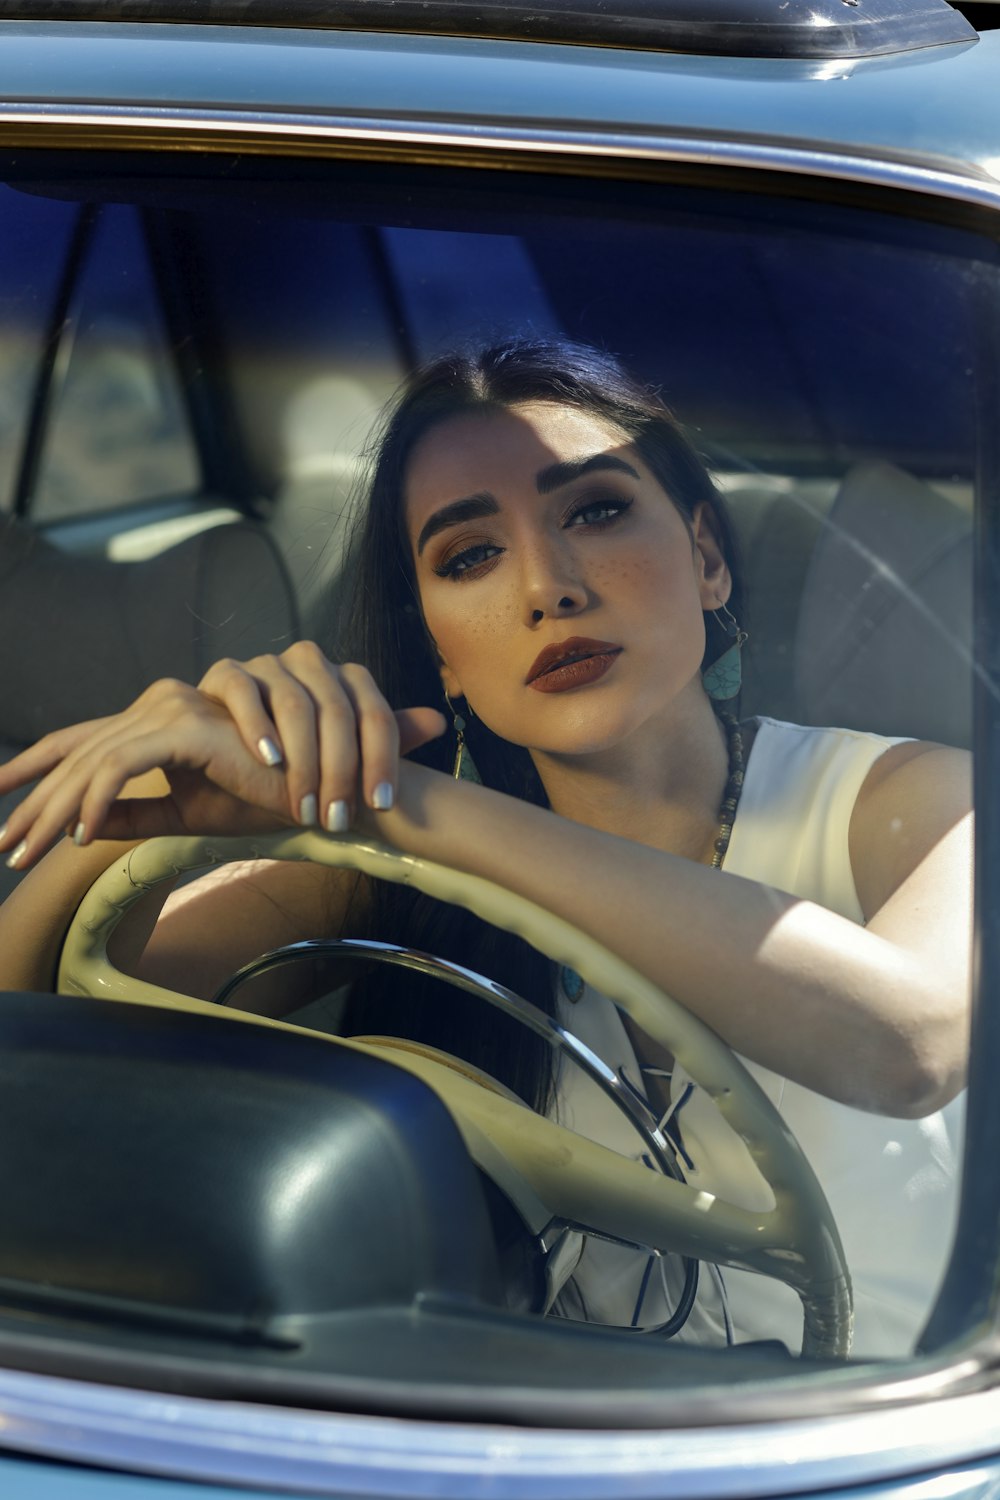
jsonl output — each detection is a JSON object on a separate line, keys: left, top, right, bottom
{"left": 405, "top": 402, "right": 729, "bottom": 763}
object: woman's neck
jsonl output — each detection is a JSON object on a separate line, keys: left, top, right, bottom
{"left": 530, "top": 687, "right": 732, "bottom": 864}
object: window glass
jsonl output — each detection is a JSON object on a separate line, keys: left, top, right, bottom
{"left": 528, "top": 219, "right": 978, "bottom": 475}
{"left": 0, "top": 185, "right": 77, "bottom": 512}
{"left": 188, "top": 213, "right": 404, "bottom": 492}
{"left": 382, "top": 227, "right": 560, "bottom": 356}
{"left": 32, "top": 203, "right": 199, "bottom": 520}
{"left": 0, "top": 155, "right": 992, "bottom": 1417}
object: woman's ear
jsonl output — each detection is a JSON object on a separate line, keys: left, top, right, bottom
{"left": 427, "top": 625, "right": 462, "bottom": 702}
{"left": 691, "top": 502, "right": 732, "bottom": 610}
{"left": 439, "top": 659, "right": 463, "bottom": 702}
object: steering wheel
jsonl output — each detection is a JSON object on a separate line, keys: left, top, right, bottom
{"left": 57, "top": 828, "right": 853, "bottom": 1358}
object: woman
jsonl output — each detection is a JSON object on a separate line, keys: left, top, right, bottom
{"left": 0, "top": 339, "right": 971, "bottom": 1356}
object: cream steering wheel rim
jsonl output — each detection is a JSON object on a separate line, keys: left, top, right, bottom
{"left": 56, "top": 828, "right": 853, "bottom": 1358}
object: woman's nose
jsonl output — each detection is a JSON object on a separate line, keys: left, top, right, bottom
{"left": 529, "top": 594, "right": 580, "bottom": 624}
{"left": 522, "top": 542, "right": 588, "bottom": 625}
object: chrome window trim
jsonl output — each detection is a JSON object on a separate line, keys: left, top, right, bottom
{"left": 0, "top": 1361, "right": 998, "bottom": 1497}
{"left": 0, "top": 104, "right": 998, "bottom": 214}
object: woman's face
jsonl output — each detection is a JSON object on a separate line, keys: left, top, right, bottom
{"left": 404, "top": 401, "right": 730, "bottom": 760}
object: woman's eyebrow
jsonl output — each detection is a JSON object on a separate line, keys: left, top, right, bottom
{"left": 414, "top": 454, "right": 638, "bottom": 554}
{"left": 536, "top": 453, "right": 640, "bottom": 494}
{"left": 416, "top": 492, "right": 498, "bottom": 555}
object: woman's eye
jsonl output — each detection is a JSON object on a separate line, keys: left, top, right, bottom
{"left": 566, "top": 497, "right": 633, "bottom": 528}
{"left": 434, "top": 542, "right": 502, "bottom": 579}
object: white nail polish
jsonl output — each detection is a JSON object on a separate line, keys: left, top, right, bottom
{"left": 72, "top": 822, "right": 86, "bottom": 846}
{"left": 258, "top": 736, "right": 283, "bottom": 767}
{"left": 0, "top": 823, "right": 7, "bottom": 844}
{"left": 6, "top": 840, "right": 27, "bottom": 870}
{"left": 326, "top": 800, "right": 350, "bottom": 833}
{"left": 299, "top": 793, "right": 318, "bottom": 826}
{"left": 372, "top": 782, "right": 394, "bottom": 811}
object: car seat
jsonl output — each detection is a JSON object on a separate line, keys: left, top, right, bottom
{"left": 0, "top": 515, "right": 299, "bottom": 899}
{"left": 738, "top": 462, "right": 972, "bottom": 751}
{"left": 791, "top": 462, "right": 972, "bottom": 748}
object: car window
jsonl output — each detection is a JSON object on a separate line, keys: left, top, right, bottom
{"left": 0, "top": 150, "right": 991, "bottom": 1417}
{"left": 30, "top": 202, "right": 200, "bottom": 521}
{"left": 0, "top": 185, "right": 77, "bottom": 513}
{"left": 383, "top": 227, "right": 561, "bottom": 355}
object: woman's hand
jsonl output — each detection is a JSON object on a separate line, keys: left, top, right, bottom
{"left": 0, "top": 644, "right": 446, "bottom": 871}
{"left": 197, "top": 644, "right": 446, "bottom": 831}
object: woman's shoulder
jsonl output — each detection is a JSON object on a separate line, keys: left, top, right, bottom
{"left": 848, "top": 737, "right": 971, "bottom": 918}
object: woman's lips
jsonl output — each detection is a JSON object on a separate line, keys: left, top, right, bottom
{"left": 526, "top": 637, "right": 622, "bottom": 694}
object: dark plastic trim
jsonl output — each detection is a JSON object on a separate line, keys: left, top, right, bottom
{"left": 0, "top": 0, "right": 979, "bottom": 60}
{"left": 920, "top": 270, "right": 1000, "bottom": 1357}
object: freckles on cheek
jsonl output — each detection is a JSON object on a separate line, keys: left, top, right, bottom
{"left": 427, "top": 595, "right": 516, "bottom": 673}
{"left": 590, "top": 554, "right": 664, "bottom": 593}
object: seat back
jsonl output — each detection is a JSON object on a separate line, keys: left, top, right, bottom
{"left": 0, "top": 514, "right": 299, "bottom": 897}
{"left": 792, "top": 463, "right": 972, "bottom": 747}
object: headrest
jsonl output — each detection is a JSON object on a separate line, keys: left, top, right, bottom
{"left": 0, "top": 517, "right": 299, "bottom": 745}
{"left": 794, "top": 463, "right": 971, "bottom": 748}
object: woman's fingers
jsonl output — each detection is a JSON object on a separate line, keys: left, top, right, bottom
{"left": 198, "top": 658, "right": 285, "bottom": 769}
{"left": 0, "top": 646, "right": 453, "bottom": 870}
{"left": 337, "top": 663, "right": 405, "bottom": 818}
{"left": 0, "top": 714, "right": 144, "bottom": 867}
{"left": 397, "top": 707, "right": 448, "bottom": 757}
{"left": 0, "top": 716, "right": 116, "bottom": 797}
{"left": 202, "top": 645, "right": 354, "bottom": 827}
{"left": 2, "top": 728, "right": 175, "bottom": 869}
{"left": 203, "top": 645, "right": 445, "bottom": 833}
{"left": 0, "top": 680, "right": 292, "bottom": 870}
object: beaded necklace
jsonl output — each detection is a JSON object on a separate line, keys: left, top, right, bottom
{"left": 709, "top": 712, "right": 746, "bottom": 870}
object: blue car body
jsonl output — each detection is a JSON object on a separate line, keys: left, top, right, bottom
{"left": 0, "top": 5, "right": 998, "bottom": 1496}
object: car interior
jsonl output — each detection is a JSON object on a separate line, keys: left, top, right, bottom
{"left": 0, "top": 175, "right": 974, "bottom": 786}
{"left": 0, "top": 150, "right": 987, "bottom": 1411}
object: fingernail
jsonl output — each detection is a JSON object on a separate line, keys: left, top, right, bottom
{"left": 372, "top": 782, "right": 394, "bottom": 811}
{"left": 6, "top": 840, "right": 27, "bottom": 870}
{"left": 0, "top": 823, "right": 7, "bottom": 845}
{"left": 258, "top": 737, "right": 283, "bottom": 767}
{"left": 326, "top": 799, "right": 350, "bottom": 833}
{"left": 72, "top": 822, "right": 86, "bottom": 846}
{"left": 299, "top": 793, "right": 318, "bottom": 826}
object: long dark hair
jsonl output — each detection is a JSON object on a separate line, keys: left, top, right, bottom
{"left": 324, "top": 338, "right": 743, "bottom": 1110}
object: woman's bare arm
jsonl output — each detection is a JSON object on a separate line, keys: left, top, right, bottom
{"left": 0, "top": 829, "right": 359, "bottom": 1004}
{"left": 139, "top": 858, "right": 357, "bottom": 1003}
{"left": 0, "top": 651, "right": 971, "bottom": 1112}
{"left": 0, "top": 836, "right": 154, "bottom": 993}
{"left": 0, "top": 663, "right": 440, "bottom": 998}
{"left": 377, "top": 748, "right": 970, "bottom": 1119}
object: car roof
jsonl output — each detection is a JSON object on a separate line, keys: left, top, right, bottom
{"left": 0, "top": 19, "right": 997, "bottom": 198}
{"left": 0, "top": 0, "right": 979, "bottom": 59}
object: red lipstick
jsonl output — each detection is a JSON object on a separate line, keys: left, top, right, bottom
{"left": 526, "top": 637, "right": 622, "bottom": 694}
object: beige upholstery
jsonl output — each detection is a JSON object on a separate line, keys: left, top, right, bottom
{"left": 0, "top": 514, "right": 299, "bottom": 898}
{"left": 735, "top": 486, "right": 829, "bottom": 725}
{"left": 793, "top": 463, "right": 972, "bottom": 748}
{"left": 0, "top": 515, "right": 298, "bottom": 744}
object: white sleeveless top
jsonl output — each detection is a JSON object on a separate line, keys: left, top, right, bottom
{"left": 553, "top": 718, "right": 965, "bottom": 1358}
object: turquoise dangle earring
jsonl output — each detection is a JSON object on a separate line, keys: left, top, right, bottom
{"left": 701, "top": 603, "right": 748, "bottom": 702}
{"left": 445, "top": 694, "right": 482, "bottom": 784}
